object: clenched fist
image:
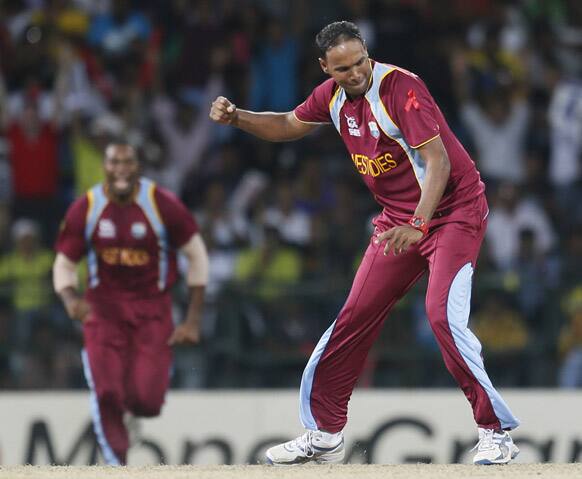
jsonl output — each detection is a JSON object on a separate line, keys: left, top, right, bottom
{"left": 209, "top": 96, "right": 237, "bottom": 125}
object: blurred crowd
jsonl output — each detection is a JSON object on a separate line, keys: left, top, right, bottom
{"left": 0, "top": 0, "right": 581, "bottom": 390}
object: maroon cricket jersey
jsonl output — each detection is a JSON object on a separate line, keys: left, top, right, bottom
{"left": 56, "top": 178, "right": 198, "bottom": 301}
{"left": 294, "top": 61, "right": 485, "bottom": 226}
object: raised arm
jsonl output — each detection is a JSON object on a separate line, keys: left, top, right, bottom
{"left": 209, "top": 96, "right": 317, "bottom": 142}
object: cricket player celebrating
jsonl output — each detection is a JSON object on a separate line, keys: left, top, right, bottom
{"left": 209, "top": 21, "right": 520, "bottom": 466}
{"left": 53, "top": 140, "right": 209, "bottom": 464}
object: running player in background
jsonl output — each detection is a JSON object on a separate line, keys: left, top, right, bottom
{"left": 53, "top": 141, "right": 209, "bottom": 465}
{"left": 210, "top": 21, "right": 520, "bottom": 466}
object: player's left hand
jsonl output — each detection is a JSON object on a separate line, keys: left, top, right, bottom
{"left": 375, "top": 225, "right": 424, "bottom": 256}
{"left": 168, "top": 321, "right": 200, "bottom": 346}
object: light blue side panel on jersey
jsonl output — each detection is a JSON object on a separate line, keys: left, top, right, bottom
{"left": 85, "top": 185, "right": 108, "bottom": 288}
{"left": 136, "top": 178, "right": 169, "bottom": 291}
{"left": 447, "top": 263, "right": 520, "bottom": 430}
{"left": 365, "top": 63, "right": 427, "bottom": 186}
{"left": 329, "top": 89, "right": 347, "bottom": 134}
{"left": 299, "top": 320, "right": 337, "bottom": 430}
{"left": 81, "top": 349, "right": 121, "bottom": 465}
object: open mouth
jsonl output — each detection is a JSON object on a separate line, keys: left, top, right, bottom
{"left": 114, "top": 178, "right": 131, "bottom": 191}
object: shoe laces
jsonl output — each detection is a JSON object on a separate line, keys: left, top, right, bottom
{"left": 290, "top": 430, "right": 318, "bottom": 458}
{"left": 471, "top": 428, "right": 501, "bottom": 452}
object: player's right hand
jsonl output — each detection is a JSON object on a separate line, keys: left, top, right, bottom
{"left": 209, "top": 96, "right": 237, "bottom": 125}
{"left": 168, "top": 321, "right": 200, "bottom": 346}
{"left": 64, "top": 296, "right": 91, "bottom": 323}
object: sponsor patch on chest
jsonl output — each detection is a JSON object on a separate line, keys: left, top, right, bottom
{"left": 131, "top": 222, "right": 147, "bottom": 239}
{"left": 97, "top": 219, "right": 116, "bottom": 238}
{"left": 345, "top": 114, "right": 361, "bottom": 137}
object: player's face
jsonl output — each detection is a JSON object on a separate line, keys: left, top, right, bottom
{"left": 103, "top": 144, "right": 140, "bottom": 200}
{"left": 319, "top": 39, "right": 372, "bottom": 97}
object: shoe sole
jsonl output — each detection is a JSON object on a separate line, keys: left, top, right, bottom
{"left": 265, "top": 450, "right": 344, "bottom": 466}
{"left": 473, "top": 445, "right": 520, "bottom": 465}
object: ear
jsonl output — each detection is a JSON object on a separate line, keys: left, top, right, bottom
{"left": 318, "top": 57, "right": 329, "bottom": 75}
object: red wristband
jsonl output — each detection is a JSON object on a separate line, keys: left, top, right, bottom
{"left": 408, "top": 215, "right": 428, "bottom": 236}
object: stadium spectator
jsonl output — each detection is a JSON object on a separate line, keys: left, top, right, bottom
{"left": 0, "top": 218, "right": 54, "bottom": 349}
{"left": 547, "top": 0, "right": 582, "bottom": 221}
{"left": 558, "top": 286, "right": 582, "bottom": 387}
{"left": 249, "top": 16, "right": 300, "bottom": 112}
{"left": 507, "top": 228, "right": 559, "bottom": 327}
{"left": 263, "top": 181, "right": 312, "bottom": 248}
{"left": 560, "top": 225, "right": 582, "bottom": 289}
{"left": 294, "top": 155, "right": 337, "bottom": 215}
{"left": 451, "top": 36, "right": 530, "bottom": 186}
{"left": 164, "top": 0, "right": 228, "bottom": 93}
{"left": 471, "top": 290, "right": 530, "bottom": 385}
{"left": 194, "top": 180, "right": 249, "bottom": 303}
{"left": 459, "top": 86, "right": 530, "bottom": 185}
{"left": 486, "top": 182, "right": 556, "bottom": 271}
{"left": 149, "top": 75, "right": 223, "bottom": 195}
{"left": 87, "top": 0, "right": 151, "bottom": 63}
{"left": 231, "top": 224, "right": 302, "bottom": 366}
{"left": 234, "top": 224, "right": 301, "bottom": 302}
{"left": 69, "top": 113, "right": 121, "bottom": 196}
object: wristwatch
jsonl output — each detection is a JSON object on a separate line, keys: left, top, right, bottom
{"left": 408, "top": 215, "right": 429, "bottom": 236}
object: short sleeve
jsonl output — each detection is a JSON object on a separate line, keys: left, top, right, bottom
{"left": 154, "top": 187, "right": 199, "bottom": 249}
{"left": 384, "top": 70, "right": 441, "bottom": 148}
{"left": 55, "top": 196, "right": 89, "bottom": 262}
{"left": 293, "top": 78, "right": 335, "bottom": 124}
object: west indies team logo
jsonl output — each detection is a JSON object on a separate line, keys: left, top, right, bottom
{"left": 131, "top": 222, "right": 147, "bottom": 239}
{"left": 368, "top": 121, "right": 380, "bottom": 138}
{"left": 97, "top": 219, "right": 116, "bottom": 238}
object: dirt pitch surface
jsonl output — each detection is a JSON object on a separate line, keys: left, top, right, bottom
{"left": 1, "top": 464, "right": 582, "bottom": 479}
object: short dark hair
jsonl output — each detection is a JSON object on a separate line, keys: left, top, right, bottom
{"left": 104, "top": 139, "right": 141, "bottom": 163}
{"left": 105, "top": 133, "right": 142, "bottom": 156}
{"left": 315, "top": 21, "right": 365, "bottom": 57}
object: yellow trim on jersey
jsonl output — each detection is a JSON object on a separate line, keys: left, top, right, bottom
{"left": 86, "top": 189, "right": 94, "bottom": 223}
{"left": 146, "top": 182, "right": 164, "bottom": 225}
{"left": 365, "top": 58, "right": 374, "bottom": 91}
{"left": 328, "top": 86, "right": 342, "bottom": 112}
{"left": 411, "top": 133, "right": 441, "bottom": 149}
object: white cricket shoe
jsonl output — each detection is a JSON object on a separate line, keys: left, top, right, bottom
{"left": 266, "top": 430, "right": 345, "bottom": 466}
{"left": 124, "top": 413, "right": 143, "bottom": 447}
{"left": 472, "top": 428, "right": 519, "bottom": 465}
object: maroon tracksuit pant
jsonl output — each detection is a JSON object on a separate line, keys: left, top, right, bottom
{"left": 299, "top": 195, "right": 519, "bottom": 433}
{"left": 81, "top": 294, "right": 173, "bottom": 464}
